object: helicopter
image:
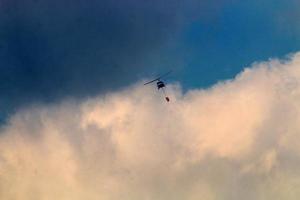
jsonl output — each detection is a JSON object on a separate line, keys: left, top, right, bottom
{"left": 144, "top": 71, "right": 172, "bottom": 102}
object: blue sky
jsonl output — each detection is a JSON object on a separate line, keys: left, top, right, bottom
{"left": 0, "top": 0, "right": 299, "bottom": 120}
{"left": 160, "top": 0, "right": 300, "bottom": 88}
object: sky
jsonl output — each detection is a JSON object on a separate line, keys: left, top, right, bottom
{"left": 1, "top": 0, "right": 300, "bottom": 199}
{"left": 1, "top": 0, "right": 299, "bottom": 117}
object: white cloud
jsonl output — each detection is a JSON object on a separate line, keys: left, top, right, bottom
{"left": 1, "top": 53, "right": 300, "bottom": 199}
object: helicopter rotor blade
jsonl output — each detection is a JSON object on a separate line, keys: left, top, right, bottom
{"left": 156, "top": 70, "right": 172, "bottom": 80}
{"left": 143, "top": 70, "right": 172, "bottom": 85}
{"left": 143, "top": 78, "right": 160, "bottom": 85}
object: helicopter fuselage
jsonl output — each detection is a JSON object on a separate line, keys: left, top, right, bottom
{"left": 157, "top": 81, "right": 165, "bottom": 89}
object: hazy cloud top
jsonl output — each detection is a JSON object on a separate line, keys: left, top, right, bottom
{"left": 1, "top": 52, "right": 300, "bottom": 199}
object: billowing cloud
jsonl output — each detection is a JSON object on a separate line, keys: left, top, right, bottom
{"left": 1, "top": 52, "right": 300, "bottom": 199}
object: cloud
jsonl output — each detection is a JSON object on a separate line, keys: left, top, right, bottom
{"left": 1, "top": 52, "right": 300, "bottom": 199}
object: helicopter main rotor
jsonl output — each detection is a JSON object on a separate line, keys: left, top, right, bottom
{"left": 143, "top": 71, "right": 172, "bottom": 86}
